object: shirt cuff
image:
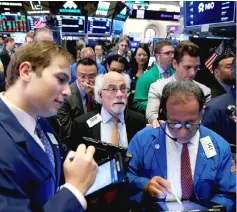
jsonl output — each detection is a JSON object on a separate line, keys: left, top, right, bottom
{"left": 64, "top": 183, "right": 87, "bottom": 210}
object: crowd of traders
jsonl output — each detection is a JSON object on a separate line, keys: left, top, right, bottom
{"left": 0, "top": 27, "right": 235, "bottom": 211}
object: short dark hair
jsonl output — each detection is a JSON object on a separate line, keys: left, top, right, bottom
{"left": 76, "top": 58, "right": 98, "bottom": 72}
{"left": 107, "top": 54, "right": 128, "bottom": 70}
{"left": 212, "top": 54, "right": 235, "bottom": 70}
{"left": 174, "top": 41, "right": 201, "bottom": 64}
{"left": 160, "top": 81, "right": 205, "bottom": 116}
{"left": 154, "top": 41, "right": 173, "bottom": 55}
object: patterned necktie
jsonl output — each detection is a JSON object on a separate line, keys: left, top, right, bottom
{"left": 35, "top": 121, "right": 55, "bottom": 168}
{"left": 163, "top": 71, "right": 169, "bottom": 78}
{"left": 111, "top": 117, "right": 118, "bottom": 146}
{"left": 181, "top": 143, "right": 193, "bottom": 200}
{"left": 86, "top": 95, "right": 92, "bottom": 112}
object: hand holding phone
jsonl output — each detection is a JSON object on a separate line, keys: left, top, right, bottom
{"left": 64, "top": 144, "right": 98, "bottom": 195}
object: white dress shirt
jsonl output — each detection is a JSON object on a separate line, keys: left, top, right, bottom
{"left": 165, "top": 126, "right": 199, "bottom": 201}
{"left": 0, "top": 93, "right": 87, "bottom": 209}
{"left": 100, "top": 107, "right": 128, "bottom": 148}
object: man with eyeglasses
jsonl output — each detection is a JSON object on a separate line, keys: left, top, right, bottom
{"left": 70, "top": 71, "right": 146, "bottom": 152}
{"left": 56, "top": 58, "right": 99, "bottom": 142}
{"left": 69, "top": 71, "right": 146, "bottom": 211}
{"left": 146, "top": 41, "right": 211, "bottom": 127}
{"left": 133, "top": 41, "right": 175, "bottom": 114}
{"left": 126, "top": 81, "right": 235, "bottom": 212}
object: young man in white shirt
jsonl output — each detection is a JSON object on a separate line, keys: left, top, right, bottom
{"left": 0, "top": 41, "right": 98, "bottom": 211}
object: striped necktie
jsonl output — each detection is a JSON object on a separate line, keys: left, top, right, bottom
{"left": 35, "top": 121, "right": 55, "bottom": 168}
{"left": 181, "top": 143, "right": 193, "bottom": 200}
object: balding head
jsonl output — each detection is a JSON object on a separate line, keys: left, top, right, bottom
{"left": 33, "top": 28, "right": 54, "bottom": 41}
{"left": 80, "top": 47, "right": 95, "bottom": 60}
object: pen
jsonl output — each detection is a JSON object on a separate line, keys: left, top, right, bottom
{"left": 169, "top": 191, "right": 182, "bottom": 205}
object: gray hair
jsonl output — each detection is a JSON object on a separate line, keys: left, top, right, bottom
{"left": 94, "top": 73, "right": 131, "bottom": 104}
{"left": 33, "top": 28, "right": 53, "bottom": 41}
{"left": 161, "top": 81, "right": 205, "bottom": 112}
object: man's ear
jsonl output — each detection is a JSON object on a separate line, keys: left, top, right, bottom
{"left": 173, "top": 59, "right": 178, "bottom": 70}
{"left": 213, "top": 69, "right": 219, "bottom": 77}
{"left": 19, "top": 62, "right": 33, "bottom": 83}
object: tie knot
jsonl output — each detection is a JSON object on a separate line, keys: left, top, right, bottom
{"left": 35, "top": 120, "right": 42, "bottom": 133}
{"left": 112, "top": 117, "right": 118, "bottom": 124}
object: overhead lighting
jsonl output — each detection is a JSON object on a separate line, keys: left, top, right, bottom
{"left": 0, "top": 2, "right": 22, "bottom": 6}
{"left": 4, "top": 8, "right": 10, "bottom": 11}
{"left": 27, "top": 10, "right": 50, "bottom": 14}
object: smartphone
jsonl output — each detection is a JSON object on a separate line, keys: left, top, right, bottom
{"left": 86, "top": 153, "right": 125, "bottom": 196}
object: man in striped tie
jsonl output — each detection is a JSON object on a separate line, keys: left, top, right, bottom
{"left": 126, "top": 81, "right": 235, "bottom": 212}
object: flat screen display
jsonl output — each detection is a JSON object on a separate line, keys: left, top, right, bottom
{"left": 0, "top": 13, "right": 27, "bottom": 33}
{"left": 87, "top": 17, "right": 111, "bottom": 36}
{"left": 86, "top": 159, "right": 118, "bottom": 195}
{"left": 56, "top": 15, "right": 85, "bottom": 35}
{"left": 112, "top": 20, "right": 124, "bottom": 35}
{"left": 27, "top": 15, "right": 48, "bottom": 31}
{"left": 184, "top": 1, "right": 236, "bottom": 27}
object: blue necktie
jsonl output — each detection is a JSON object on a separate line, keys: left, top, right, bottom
{"left": 35, "top": 120, "right": 55, "bottom": 168}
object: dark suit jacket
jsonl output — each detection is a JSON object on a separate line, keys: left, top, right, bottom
{"left": 0, "top": 71, "right": 5, "bottom": 92}
{"left": 202, "top": 88, "right": 236, "bottom": 152}
{"left": 210, "top": 77, "right": 227, "bottom": 98}
{"left": 69, "top": 109, "right": 146, "bottom": 153}
{"left": 56, "top": 82, "right": 99, "bottom": 142}
{"left": 0, "top": 99, "right": 83, "bottom": 211}
{"left": 0, "top": 48, "right": 11, "bottom": 77}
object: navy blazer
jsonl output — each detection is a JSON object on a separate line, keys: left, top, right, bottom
{"left": 0, "top": 99, "right": 84, "bottom": 211}
{"left": 126, "top": 125, "right": 236, "bottom": 212}
{"left": 202, "top": 88, "right": 236, "bottom": 150}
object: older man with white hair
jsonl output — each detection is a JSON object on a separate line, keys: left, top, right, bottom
{"left": 69, "top": 71, "right": 146, "bottom": 153}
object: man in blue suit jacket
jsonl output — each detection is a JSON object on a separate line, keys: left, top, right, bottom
{"left": 0, "top": 41, "right": 98, "bottom": 211}
{"left": 126, "top": 81, "right": 235, "bottom": 212}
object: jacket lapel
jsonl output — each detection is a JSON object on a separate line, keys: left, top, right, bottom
{"left": 71, "top": 82, "right": 84, "bottom": 111}
{"left": 193, "top": 126, "right": 208, "bottom": 187}
{"left": 92, "top": 122, "right": 101, "bottom": 140}
{"left": 151, "top": 125, "right": 167, "bottom": 179}
{"left": 0, "top": 99, "right": 56, "bottom": 184}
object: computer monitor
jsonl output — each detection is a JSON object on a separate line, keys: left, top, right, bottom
{"left": 87, "top": 17, "right": 111, "bottom": 36}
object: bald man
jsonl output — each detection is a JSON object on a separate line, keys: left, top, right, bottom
{"left": 33, "top": 28, "right": 54, "bottom": 41}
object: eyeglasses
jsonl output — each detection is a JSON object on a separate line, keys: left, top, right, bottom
{"left": 159, "top": 51, "right": 175, "bottom": 56}
{"left": 167, "top": 121, "right": 200, "bottom": 131}
{"left": 102, "top": 85, "right": 129, "bottom": 94}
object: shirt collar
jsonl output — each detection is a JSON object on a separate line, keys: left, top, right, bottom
{"left": 101, "top": 106, "right": 125, "bottom": 124}
{"left": 165, "top": 125, "right": 200, "bottom": 148}
{"left": 0, "top": 93, "right": 36, "bottom": 136}
{"left": 156, "top": 63, "right": 170, "bottom": 74}
{"left": 76, "top": 80, "right": 86, "bottom": 99}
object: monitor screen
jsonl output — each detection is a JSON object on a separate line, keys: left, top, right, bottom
{"left": 184, "top": 1, "right": 236, "bottom": 27}
{"left": 0, "top": 13, "right": 27, "bottom": 33}
{"left": 112, "top": 20, "right": 124, "bottom": 35}
{"left": 87, "top": 17, "right": 111, "bottom": 36}
{"left": 27, "top": 15, "right": 48, "bottom": 31}
{"left": 57, "top": 15, "right": 85, "bottom": 35}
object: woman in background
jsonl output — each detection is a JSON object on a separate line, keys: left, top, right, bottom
{"left": 127, "top": 44, "right": 150, "bottom": 91}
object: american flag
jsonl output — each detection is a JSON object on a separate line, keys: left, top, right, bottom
{"left": 205, "top": 41, "right": 224, "bottom": 72}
